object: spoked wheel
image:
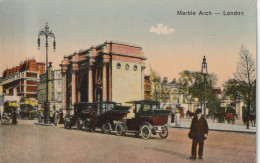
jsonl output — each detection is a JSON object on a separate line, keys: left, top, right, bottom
{"left": 76, "top": 119, "right": 83, "bottom": 130}
{"left": 115, "top": 123, "right": 125, "bottom": 136}
{"left": 159, "top": 127, "right": 168, "bottom": 139}
{"left": 102, "top": 122, "right": 111, "bottom": 134}
{"left": 141, "top": 125, "right": 151, "bottom": 140}
{"left": 64, "top": 120, "right": 70, "bottom": 129}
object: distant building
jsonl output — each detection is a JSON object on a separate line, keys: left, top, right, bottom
{"left": 0, "top": 58, "right": 45, "bottom": 99}
{"left": 38, "top": 69, "right": 62, "bottom": 112}
{"left": 60, "top": 41, "right": 146, "bottom": 113}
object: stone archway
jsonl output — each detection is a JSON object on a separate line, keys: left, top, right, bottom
{"left": 79, "top": 72, "right": 88, "bottom": 102}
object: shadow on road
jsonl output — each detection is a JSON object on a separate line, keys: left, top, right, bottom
{"left": 145, "top": 147, "right": 190, "bottom": 160}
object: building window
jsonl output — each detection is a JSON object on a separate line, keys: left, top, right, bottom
{"left": 133, "top": 65, "right": 138, "bottom": 71}
{"left": 57, "top": 80, "right": 61, "bottom": 88}
{"left": 57, "top": 92, "right": 61, "bottom": 102}
{"left": 125, "top": 64, "right": 129, "bottom": 70}
{"left": 116, "top": 63, "right": 121, "bottom": 69}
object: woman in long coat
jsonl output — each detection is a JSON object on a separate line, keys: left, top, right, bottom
{"left": 189, "top": 109, "right": 208, "bottom": 160}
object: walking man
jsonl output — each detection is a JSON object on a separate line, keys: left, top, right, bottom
{"left": 189, "top": 109, "right": 208, "bottom": 160}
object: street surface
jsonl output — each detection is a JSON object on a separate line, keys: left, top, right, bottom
{"left": 0, "top": 120, "right": 256, "bottom": 163}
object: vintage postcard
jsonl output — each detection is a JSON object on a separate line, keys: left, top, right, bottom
{"left": 0, "top": 0, "right": 256, "bottom": 162}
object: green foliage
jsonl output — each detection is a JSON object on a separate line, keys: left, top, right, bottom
{"left": 150, "top": 68, "right": 170, "bottom": 103}
{"left": 223, "top": 79, "right": 240, "bottom": 102}
{"left": 178, "top": 70, "right": 218, "bottom": 102}
{"left": 178, "top": 70, "right": 218, "bottom": 114}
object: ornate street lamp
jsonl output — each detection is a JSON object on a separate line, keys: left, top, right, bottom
{"left": 201, "top": 56, "right": 208, "bottom": 117}
{"left": 37, "top": 22, "right": 56, "bottom": 124}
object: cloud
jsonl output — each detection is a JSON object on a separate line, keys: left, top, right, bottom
{"left": 149, "top": 24, "right": 175, "bottom": 35}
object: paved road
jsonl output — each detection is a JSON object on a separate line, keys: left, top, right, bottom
{"left": 0, "top": 120, "right": 256, "bottom": 163}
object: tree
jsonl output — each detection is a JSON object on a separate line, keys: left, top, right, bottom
{"left": 160, "top": 83, "right": 170, "bottom": 103}
{"left": 178, "top": 71, "right": 218, "bottom": 101}
{"left": 223, "top": 79, "right": 241, "bottom": 105}
{"left": 178, "top": 70, "right": 218, "bottom": 115}
{"left": 150, "top": 68, "right": 170, "bottom": 103}
{"left": 150, "top": 68, "right": 161, "bottom": 101}
{"left": 234, "top": 45, "right": 256, "bottom": 129}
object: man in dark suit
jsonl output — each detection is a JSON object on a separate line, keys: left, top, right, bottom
{"left": 189, "top": 109, "right": 208, "bottom": 160}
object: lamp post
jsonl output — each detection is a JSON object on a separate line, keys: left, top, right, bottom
{"left": 201, "top": 56, "right": 208, "bottom": 117}
{"left": 37, "top": 22, "right": 56, "bottom": 124}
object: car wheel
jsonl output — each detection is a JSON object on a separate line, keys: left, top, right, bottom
{"left": 84, "top": 120, "right": 90, "bottom": 132}
{"left": 141, "top": 125, "right": 151, "bottom": 140}
{"left": 115, "top": 123, "right": 124, "bottom": 136}
{"left": 64, "top": 120, "right": 69, "bottom": 129}
{"left": 102, "top": 122, "right": 111, "bottom": 134}
{"left": 159, "top": 127, "right": 168, "bottom": 139}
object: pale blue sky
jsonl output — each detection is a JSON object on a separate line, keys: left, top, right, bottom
{"left": 0, "top": 0, "right": 256, "bottom": 87}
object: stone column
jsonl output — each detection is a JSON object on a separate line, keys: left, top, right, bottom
{"left": 88, "top": 67, "right": 93, "bottom": 102}
{"left": 141, "top": 65, "right": 146, "bottom": 100}
{"left": 62, "top": 72, "right": 66, "bottom": 111}
{"left": 71, "top": 71, "right": 76, "bottom": 106}
{"left": 102, "top": 64, "right": 107, "bottom": 101}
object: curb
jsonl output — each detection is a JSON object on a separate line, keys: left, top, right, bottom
{"left": 169, "top": 126, "right": 256, "bottom": 134}
{"left": 34, "top": 123, "right": 54, "bottom": 126}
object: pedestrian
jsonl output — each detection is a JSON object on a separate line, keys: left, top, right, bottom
{"left": 90, "top": 111, "right": 98, "bottom": 132}
{"left": 59, "top": 110, "right": 64, "bottom": 124}
{"left": 171, "top": 108, "right": 175, "bottom": 123}
{"left": 54, "top": 111, "right": 58, "bottom": 126}
{"left": 189, "top": 109, "right": 209, "bottom": 160}
{"left": 57, "top": 111, "right": 60, "bottom": 124}
{"left": 174, "top": 110, "right": 180, "bottom": 127}
{"left": 0, "top": 105, "right": 3, "bottom": 121}
{"left": 11, "top": 109, "right": 17, "bottom": 125}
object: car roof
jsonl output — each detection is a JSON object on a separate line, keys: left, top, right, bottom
{"left": 126, "top": 100, "right": 160, "bottom": 104}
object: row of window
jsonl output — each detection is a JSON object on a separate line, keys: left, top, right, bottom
{"left": 116, "top": 63, "right": 138, "bottom": 71}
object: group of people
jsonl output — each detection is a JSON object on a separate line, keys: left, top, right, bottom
{"left": 1, "top": 109, "right": 17, "bottom": 125}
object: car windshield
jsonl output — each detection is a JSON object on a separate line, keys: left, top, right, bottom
{"left": 151, "top": 104, "right": 160, "bottom": 110}
{"left": 143, "top": 105, "right": 150, "bottom": 112}
{"left": 106, "top": 103, "right": 114, "bottom": 111}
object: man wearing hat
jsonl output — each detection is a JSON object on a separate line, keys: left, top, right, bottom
{"left": 189, "top": 109, "right": 208, "bottom": 160}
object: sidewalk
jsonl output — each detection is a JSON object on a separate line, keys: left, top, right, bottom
{"left": 168, "top": 121, "right": 256, "bottom": 134}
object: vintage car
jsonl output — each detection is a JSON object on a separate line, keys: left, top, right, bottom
{"left": 64, "top": 102, "right": 96, "bottom": 130}
{"left": 115, "top": 100, "right": 171, "bottom": 140}
{"left": 64, "top": 102, "right": 130, "bottom": 133}
{"left": 94, "top": 101, "right": 131, "bottom": 134}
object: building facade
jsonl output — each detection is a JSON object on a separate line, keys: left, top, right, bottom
{"left": 38, "top": 69, "right": 62, "bottom": 111}
{"left": 0, "top": 58, "right": 45, "bottom": 99}
{"left": 60, "top": 41, "right": 146, "bottom": 113}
